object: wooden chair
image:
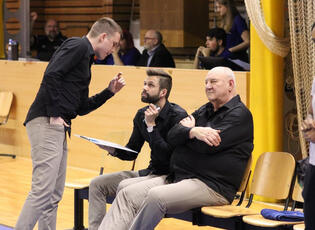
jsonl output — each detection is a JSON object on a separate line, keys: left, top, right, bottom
{"left": 200, "top": 152, "right": 296, "bottom": 230}
{"left": 0, "top": 91, "right": 15, "bottom": 159}
{"left": 242, "top": 177, "right": 304, "bottom": 229}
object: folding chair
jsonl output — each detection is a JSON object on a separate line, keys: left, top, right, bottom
{"left": 0, "top": 91, "right": 15, "bottom": 158}
{"left": 200, "top": 152, "right": 296, "bottom": 230}
{"left": 242, "top": 177, "right": 304, "bottom": 229}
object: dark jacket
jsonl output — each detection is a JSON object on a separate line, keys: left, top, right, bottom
{"left": 137, "top": 44, "right": 175, "bottom": 68}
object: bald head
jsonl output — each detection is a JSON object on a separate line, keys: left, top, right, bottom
{"left": 205, "top": 66, "right": 237, "bottom": 110}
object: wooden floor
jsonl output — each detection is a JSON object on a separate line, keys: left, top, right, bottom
{"left": 0, "top": 157, "right": 220, "bottom": 230}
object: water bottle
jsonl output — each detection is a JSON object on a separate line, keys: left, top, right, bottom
{"left": 7, "top": 39, "right": 19, "bottom": 60}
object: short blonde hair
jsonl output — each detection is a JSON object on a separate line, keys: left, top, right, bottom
{"left": 88, "top": 17, "right": 122, "bottom": 38}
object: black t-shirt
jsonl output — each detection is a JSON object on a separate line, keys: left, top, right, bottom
{"left": 32, "top": 33, "right": 67, "bottom": 61}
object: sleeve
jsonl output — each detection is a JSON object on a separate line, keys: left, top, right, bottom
{"left": 122, "top": 48, "right": 141, "bottom": 65}
{"left": 115, "top": 113, "right": 145, "bottom": 160}
{"left": 167, "top": 109, "right": 199, "bottom": 147}
{"left": 44, "top": 39, "right": 86, "bottom": 117}
{"left": 234, "top": 15, "right": 248, "bottom": 37}
{"left": 187, "top": 106, "right": 253, "bottom": 155}
{"left": 77, "top": 88, "right": 114, "bottom": 116}
{"left": 147, "top": 109, "right": 188, "bottom": 162}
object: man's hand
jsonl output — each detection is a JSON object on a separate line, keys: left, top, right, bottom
{"left": 301, "top": 114, "right": 315, "bottom": 132}
{"left": 197, "top": 46, "right": 211, "bottom": 57}
{"left": 50, "top": 117, "right": 69, "bottom": 127}
{"left": 30, "top": 12, "right": 38, "bottom": 23}
{"left": 189, "top": 127, "right": 221, "bottom": 147}
{"left": 108, "top": 72, "right": 126, "bottom": 94}
{"left": 180, "top": 115, "right": 195, "bottom": 128}
{"left": 144, "top": 104, "right": 160, "bottom": 127}
{"left": 96, "top": 145, "right": 115, "bottom": 155}
{"left": 303, "top": 128, "right": 315, "bottom": 143}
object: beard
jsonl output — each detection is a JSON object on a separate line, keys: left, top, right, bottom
{"left": 141, "top": 91, "right": 160, "bottom": 104}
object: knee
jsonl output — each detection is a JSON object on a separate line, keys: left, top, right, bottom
{"left": 146, "top": 188, "right": 165, "bottom": 209}
{"left": 117, "top": 179, "right": 129, "bottom": 194}
{"left": 89, "top": 176, "right": 105, "bottom": 194}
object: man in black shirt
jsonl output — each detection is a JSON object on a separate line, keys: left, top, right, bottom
{"left": 15, "top": 17, "right": 125, "bottom": 230}
{"left": 89, "top": 69, "right": 187, "bottom": 230}
{"left": 30, "top": 12, "right": 67, "bottom": 61}
{"left": 136, "top": 30, "right": 175, "bottom": 68}
{"left": 100, "top": 66, "right": 253, "bottom": 230}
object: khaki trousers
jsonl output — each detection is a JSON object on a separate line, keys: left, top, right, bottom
{"left": 15, "top": 117, "right": 67, "bottom": 230}
{"left": 99, "top": 176, "right": 229, "bottom": 230}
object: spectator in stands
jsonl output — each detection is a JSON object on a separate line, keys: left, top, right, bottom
{"left": 99, "top": 66, "right": 254, "bottom": 230}
{"left": 301, "top": 21, "right": 315, "bottom": 230}
{"left": 193, "top": 27, "right": 231, "bottom": 69}
{"left": 136, "top": 30, "right": 175, "bottom": 68}
{"left": 89, "top": 69, "right": 187, "bottom": 230}
{"left": 215, "top": 0, "right": 250, "bottom": 62}
{"left": 30, "top": 12, "right": 67, "bottom": 61}
{"left": 15, "top": 17, "right": 125, "bottom": 230}
{"left": 94, "top": 29, "right": 141, "bottom": 65}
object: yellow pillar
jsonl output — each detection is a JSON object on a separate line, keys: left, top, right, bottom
{"left": 0, "top": 0, "right": 4, "bottom": 58}
{"left": 249, "top": 0, "right": 285, "bottom": 175}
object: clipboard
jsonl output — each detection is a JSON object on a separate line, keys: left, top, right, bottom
{"left": 74, "top": 134, "right": 138, "bottom": 154}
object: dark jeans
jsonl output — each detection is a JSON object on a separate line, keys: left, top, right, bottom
{"left": 302, "top": 164, "right": 315, "bottom": 230}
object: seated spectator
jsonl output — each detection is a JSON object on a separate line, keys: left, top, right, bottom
{"left": 136, "top": 30, "right": 175, "bottom": 68}
{"left": 98, "top": 67, "right": 254, "bottom": 230}
{"left": 30, "top": 12, "right": 67, "bottom": 61}
{"left": 193, "top": 27, "right": 230, "bottom": 69}
{"left": 94, "top": 29, "right": 141, "bottom": 65}
{"left": 88, "top": 69, "right": 187, "bottom": 230}
{"left": 215, "top": 0, "right": 250, "bottom": 62}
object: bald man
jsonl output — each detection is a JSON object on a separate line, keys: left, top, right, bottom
{"left": 136, "top": 30, "right": 175, "bottom": 68}
{"left": 99, "top": 67, "right": 254, "bottom": 230}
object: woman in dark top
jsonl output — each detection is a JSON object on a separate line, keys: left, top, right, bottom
{"left": 95, "top": 29, "right": 140, "bottom": 65}
{"left": 215, "top": 0, "right": 250, "bottom": 62}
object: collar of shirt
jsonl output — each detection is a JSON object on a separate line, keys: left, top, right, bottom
{"left": 82, "top": 36, "right": 95, "bottom": 61}
{"left": 206, "top": 95, "right": 241, "bottom": 115}
{"left": 147, "top": 44, "right": 160, "bottom": 57}
{"left": 157, "top": 100, "right": 172, "bottom": 120}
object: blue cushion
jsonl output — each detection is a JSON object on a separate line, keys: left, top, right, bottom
{"left": 261, "top": 209, "right": 304, "bottom": 222}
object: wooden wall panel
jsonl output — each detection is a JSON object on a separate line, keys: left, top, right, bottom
{"left": 0, "top": 60, "right": 249, "bottom": 171}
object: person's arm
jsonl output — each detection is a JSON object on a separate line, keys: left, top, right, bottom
{"left": 77, "top": 73, "right": 125, "bottom": 115}
{"left": 114, "top": 113, "right": 145, "bottom": 160}
{"left": 187, "top": 106, "right": 253, "bottom": 155}
{"left": 30, "top": 12, "right": 38, "bottom": 47}
{"left": 146, "top": 106, "right": 188, "bottom": 162}
{"left": 112, "top": 47, "right": 124, "bottom": 66}
{"left": 302, "top": 95, "right": 315, "bottom": 142}
{"left": 228, "top": 30, "right": 250, "bottom": 53}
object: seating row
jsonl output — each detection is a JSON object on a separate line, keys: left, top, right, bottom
{"left": 66, "top": 151, "right": 305, "bottom": 230}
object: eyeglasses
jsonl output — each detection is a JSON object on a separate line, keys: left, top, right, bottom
{"left": 144, "top": 37, "right": 156, "bottom": 41}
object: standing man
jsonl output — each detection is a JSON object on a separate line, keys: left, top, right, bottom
{"left": 30, "top": 12, "right": 67, "bottom": 61}
{"left": 301, "top": 21, "right": 315, "bottom": 230}
{"left": 100, "top": 67, "right": 253, "bottom": 230}
{"left": 89, "top": 69, "right": 187, "bottom": 230}
{"left": 15, "top": 17, "right": 125, "bottom": 230}
{"left": 136, "top": 30, "right": 175, "bottom": 68}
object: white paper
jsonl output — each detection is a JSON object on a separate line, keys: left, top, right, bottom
{"left": 74, "top": 134, "right": 138, "bottom": 153}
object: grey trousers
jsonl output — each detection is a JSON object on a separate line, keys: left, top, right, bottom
{"left": 15, "top": 117, "right": 67, "bottom": 230}
{"left": 99, "top": 176, "right": 229, "bottom": 230}
{"left": 88, "top": 170, "right": 139, "bottom": 230}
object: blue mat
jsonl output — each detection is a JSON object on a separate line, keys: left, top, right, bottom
{"left": 0, "top": 224, "right": 13, "bottom": 230}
